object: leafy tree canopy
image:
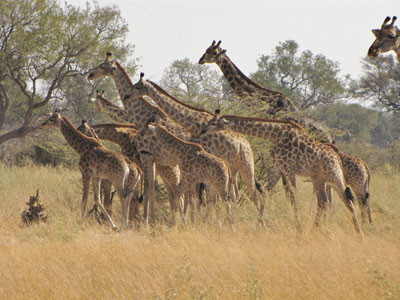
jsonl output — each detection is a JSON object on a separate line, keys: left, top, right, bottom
{"left": 251, "top": 40, "right": 348, "bottom": 109}
{"left": 0, "top": 0, "right": 137, "bottom": 144}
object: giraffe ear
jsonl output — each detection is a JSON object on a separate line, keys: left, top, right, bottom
{"left": 371, "top": 29, "right": 380, "bottom": 37}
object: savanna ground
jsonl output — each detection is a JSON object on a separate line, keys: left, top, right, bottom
{"left": 0, "top": 164, "right": 399, "bottom": 300}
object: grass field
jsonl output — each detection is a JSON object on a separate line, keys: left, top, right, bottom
{"left": 0, "top": 164, "right": 399, "bottom": 299}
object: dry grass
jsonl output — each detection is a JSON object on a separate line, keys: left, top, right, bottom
{"left": 0, "top": 164, "right": 399, "bottom": 300}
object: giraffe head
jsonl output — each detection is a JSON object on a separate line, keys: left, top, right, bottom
{"left": 89, "top": 90, "right": 107, "bottom": 112}
{"left": 134, "top": 116, "right": 160, "bottom": 154}
{"left": 200, "top": 109, "right": 227, "bottom": 135}
{"left": 87, "top": 52, "right": 118, "bottom": 80}
{"left": 40, "top": 110, "right": 63, "bottom": 128}
{"left": 130, "top": 72, "right": 148, "bottom": 98}
{"left": 76, "top": 119, "right": 101, "bottom": 142}
{"left": 368, "top": 16, "right": 400, "bottom": 58}
{"left": 198, "top": 40, "right": 227, "bottom": 64}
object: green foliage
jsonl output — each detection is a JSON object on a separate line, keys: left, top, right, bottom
{"left": 160, "top": 58, "right": 227, "bottom": 110}
{"left": 0, "top": 0, "right": 137, "bottom": 144}
{"left": 251, "top": 40, "right": 348, "bottom": 109}
{"left": 351, "top": 55, "right": 400, "bottom": 114}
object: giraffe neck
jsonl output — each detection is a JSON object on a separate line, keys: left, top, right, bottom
{"left": 95, "top": 97, "right": 132, "bottom": 123}
{"left": 154, "top": 124, "right": 205, "bottom": 164}
{"left": 93, "top": 125, "right": 136, "bottom": 150}
{"left": 59, "top": 117, "right": 100, "bottom": 155}
{"left": 219, "top": 115, "right": 301, "bottom": 144}
{"left": 112, "top": 61, "right": 134, "bottom": 101}
{"left": 145, "top": 80, "right": 213, "bottom": 135}
{"left": 216, "top": 54, "right": 258, "bottom": 98}
{"left": 216, "top": 54, "right": 298, "bottom": 113}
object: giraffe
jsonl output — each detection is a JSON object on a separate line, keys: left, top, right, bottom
{"left": 368, "top": 16, "right": 400, "bottom": 61}
{"left": 77, "top": 120, "right": 143, "bottom": 224}
{"left": 40, "top": 111, "right": 141, "bottom": 229}
{"left": 201, "top": 110, "right": 364, "bottom": 236}
{"left": 198, "top": 40, "right": 334, "bottom": 143}
{"left": 325, "top": 143, "right": 372, "bottom": 224}
{"left": 134, "top": 120, "right": 236, "bottom": 224}
{"left": 129, "top": 73, "right": 265, "bottom": 224}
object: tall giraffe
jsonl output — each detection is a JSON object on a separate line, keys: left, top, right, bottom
{"left": 202, "top": 111, "right": 364, "bottom": 236}
{"left": 368, "top": 16, "right": 400, "bottom": 61}
{"left": 198, "top": 40, "right": 334, "bottom": 143}
{"left": 135, "top": 120, "right": 235, "bottom": 224}
{"left": 130, "top": 73, "right": 265, "bottom": 224}
{"left": 40, "top": 111, "right": 141, "bottom": 229}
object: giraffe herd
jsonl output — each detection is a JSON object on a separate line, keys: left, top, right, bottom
{"left": 38, "top": 17, "right": 399, "bottom": 236}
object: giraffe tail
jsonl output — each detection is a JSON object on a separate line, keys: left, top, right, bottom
{"left": 255, "top": 181, "right": 264, "bottom": 194}
{"left": 344, "top": 187, "right": 355, "bottom": 203}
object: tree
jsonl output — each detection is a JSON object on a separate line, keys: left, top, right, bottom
{"left": 251, "top": 40, "right": 348, "bottom": 109}
{"left": 351, "top": 55, "right": 400, "bottom": 114}
{"left": 0, "top": 0, "right": 137, "bottom": 145}
{"left": 160, "top": 58, "right": 227, "bottom": 109}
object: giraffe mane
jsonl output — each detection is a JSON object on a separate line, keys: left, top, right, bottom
{"left": 92, "top": 123, "right": 138, "bottom": 130}
{"left": 113, "top": 61, "right": 135, "bottom": 87}
{"left": 147, "top": 80, "right": 214, "bottom": 116}
{"left": 155, "top": 123, "right": 205, "bottom": 152}
{"left": 222, "top": 53, "right": 275, "bottom": 92}
{"left": 61, "top": 116, "right": 102, "bottom": 146}
{"left": 221, "top": 115, "right": 304, "bottom": 131}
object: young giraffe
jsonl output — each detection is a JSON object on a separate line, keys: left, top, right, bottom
{"left": 198, "top": 40, "right": 334, "bottom": 143}
{"left": 368, "top": 16, "right": 400, "bottom": 61}
{"left": 77, "top": 120, "right": 143, "bottom": 223}
{"left": 130, "top": 73, "right": 264, "bottom": 224}
{"left": 88, "top": 92, "right": 187, "bottom": 223}
{"left": 202, "top": 110, "right": 364, "bottom": 237}
{"left": 88, "top": 54, "right": 260, "bottom": 201}
{"left": 135, "top": 120, "right": 236, "bottom": 224}
{"left": 325, "top": 143, "right": 372, "bottom": 224}
{"left": 40, "top": 111, "right": 141, "bottom": 229}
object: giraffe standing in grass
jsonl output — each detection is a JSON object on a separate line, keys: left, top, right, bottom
{"left": 77, "top": 120, "right": 144, "bottom": 224}
{"left": 40, "top": 111, "right": 141, "bottom": 229}
{"left": 202, "top": 111, "right": 364, "bottom": 237}
{"left": 135, "top": 120, "right": 235, "bottom": 224}
{"left": 368, "top": 16, "right": 400, "bottom": 61}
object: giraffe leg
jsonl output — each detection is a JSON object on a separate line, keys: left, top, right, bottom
{"left": 312, "top": 180, "right": 329, "bottom": 230}
{"left": 80, "top": 170, "right": 92, "bottom": 218}
{"left": 326, "top": 185, "right": 333, "bottom": 209}
{"left": 282, "top": 173, "right": 301, "bottom": 232}
{"left": 92, "top": 177, "right": 118, "bottom": 230}
{"left": 141, "top": 158, "right": 156, "bottom": 225}
{"left": 100, "top": 179, "right": 113, "bottom": 216}
{"left": 128, "top": 186, "right": 141, "bottom": 226}
{"left": 330, "top": 181, "right": 364, "bottom": 237}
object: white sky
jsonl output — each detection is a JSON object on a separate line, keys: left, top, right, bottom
{"left": 67, "top": 0, "right": 398, "bottom": 81}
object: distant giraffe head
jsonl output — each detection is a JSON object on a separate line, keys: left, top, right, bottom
{"left": 198, "top": 40, "right": 226, "bottom": 64}
{"left": 87, "top": 52, "right": 117, "bottom": 80}
{"left": 40, "top": 110, "right": 63, "bottom": 128}
{"left": 368, "top": 16, "right": 400, "bottom": 58}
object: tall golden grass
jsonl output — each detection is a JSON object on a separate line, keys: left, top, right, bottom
{"left": 0, "top": 164, "right": 399, "bottom": 299}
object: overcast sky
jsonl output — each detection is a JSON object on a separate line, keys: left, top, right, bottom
{"left": 68, "top": 0, "right": 398, "bottom": 81}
